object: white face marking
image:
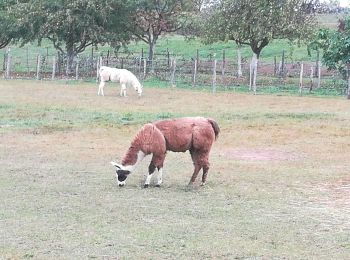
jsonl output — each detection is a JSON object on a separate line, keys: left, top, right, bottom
{"left": 118, "top": 180, "right": 126, "bottom": 186}
{"left": 112, "top": 152, "right": 146, "bottom": 186}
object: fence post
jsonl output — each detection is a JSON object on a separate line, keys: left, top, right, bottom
{"left": 167, "top": 48, "right": 170, "bottom": 68}
{"left": 143, "top": 58, "right": 147, "bottom": 79}
{"left": 36, "top": 55, "right": 41, "bottom": 80}
{"left": 52, "top": 56, "right": 56, "bottom": 80}
{"left": 26, "top": 47, "right": 29, "bottom": 75}
{"left": 279, "top": 50, "right": 285, "bottom": 78}
{"left": 106, "top": 50, "right": 110, "bottom": 66}
{"left": 5, "top": 51, "right": 11, "bottom": 79}
{"left": 347, "top": 64, "right": 350, "bottom": 99}
{"left": 96, "top": 56, "right": 102, "bottom": 82}
{"left": 3, "top": 53, "right": 6, "bottom": 72}
{"left": 299, "top": 63, "right": 303, "bottom": 96}
{"left": 192, "top": 58, "right": 197, "bottom": 87}
{"left": 317, "top": 60, "right": 321, "bottom": 89}
{"left": 222, "top": 50, "right": 226, "bottom": 86}
{"left": 75, "top": 59, "right": 79, "bottom": 80}
{"left": 170, "top": 58, "right": 176, "bottom": 87}
{"left": 309, "top": 66, "right": 314, "bottom": 92}
{"left": 212, "top": 59, "right": 217, "bottom": 93}
{"left": 138, "top": 57, "right": 142, "bottom": 78}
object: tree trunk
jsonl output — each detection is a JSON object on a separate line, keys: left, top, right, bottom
{"left": 237, "top": 44, "right": 242, "bottom": 77}
{"left": 65, "top": 45, "right": 76, "bottom": 76}
{"left": 148, "top": 36, "right": 157, "bottom": 74}
{"left": 249, "top": 53, "right": 258, "bottom": 94}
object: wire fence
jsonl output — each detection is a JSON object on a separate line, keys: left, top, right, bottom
{"left": 1, "top": 48, "right": 348, "bottom": 96}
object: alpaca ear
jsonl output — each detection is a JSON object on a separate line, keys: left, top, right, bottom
{"left": 110, "top": 161, "right": 122, "bottom": 169}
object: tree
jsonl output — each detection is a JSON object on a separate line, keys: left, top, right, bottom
{"left": 0, "top": 0, "right": 23, "bottom": 49}
{"left": 310, "top": 18, "right": 350, "bottom": 99}
{"left": 131, "top": 0, "right": 193, "bottom": 69}
{"left": 201, "top": 0, "right": 317, "bottom": 93}
{"left": 15, "top": 0, "right": 133, "bottom": 74}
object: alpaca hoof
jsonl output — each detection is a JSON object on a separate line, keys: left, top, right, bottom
{"left": 144, "top": 184, "right": 149, "bottom": 188}
{"left": 200, "top": 182, "right": 206, "bottom": 186}
{"left": 155, "top": 184, "right": 161, "bottom": 188}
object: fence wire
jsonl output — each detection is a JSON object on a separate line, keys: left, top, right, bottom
{"left": 1, "top": 50, "right": 348, "bottom": 96}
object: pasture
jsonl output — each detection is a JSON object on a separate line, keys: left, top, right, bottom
{"left": 1, "top": 80, "right": 349, "bottom": 259}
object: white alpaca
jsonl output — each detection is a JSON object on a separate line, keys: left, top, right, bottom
{"left": 98, "top": 66, "right": 143, "bottom": 97}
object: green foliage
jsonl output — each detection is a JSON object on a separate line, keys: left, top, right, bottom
{"left": 200, "top": 0, "right": 317, "bottom": 57}
{"left": 131, "top": 0, "right": 193, "bottom": 61}
{"left": 311, "top": 17, "right": 350, "bottom": 77}
{"left": 0, "top": 0, "right": 22, "bottom": 48}
{"left": 11, "top": 0, "right": 134, "bottom": 72}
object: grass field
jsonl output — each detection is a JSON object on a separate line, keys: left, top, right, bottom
{"left": 1, "top": 80, "right": 350, "bottom": 259}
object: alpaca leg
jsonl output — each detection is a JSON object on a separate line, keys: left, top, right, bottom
{"left": 155, "top": 167, "right": 163, "bottom": 187}
{"left": 120, "top": 83, "right": 127, "bottom": 97}
{"left": 98, "top": 81, "right": 105, "bottom": 96}
{"left": 144, "top": 162, "right": 156, "bottom": 188}
{"left": 188, "top": 164, "right": 202, "bottom": 186}
{"left": 201, "top": 164, "right": 210, "bottom": 186}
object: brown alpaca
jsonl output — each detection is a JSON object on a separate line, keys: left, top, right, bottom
{"left": 111, "top": 117, "right": 220, "bottom": 187}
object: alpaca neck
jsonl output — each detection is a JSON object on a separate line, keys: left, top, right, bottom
{"left": 122, "top": 147, "right": 145, "bottom": 172}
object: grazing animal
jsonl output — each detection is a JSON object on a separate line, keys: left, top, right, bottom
{"left": 111, "top": 117, "right": 220, "bottom": 187}
{"left": 98, "top": 66, "right": 143, "bottom": 97}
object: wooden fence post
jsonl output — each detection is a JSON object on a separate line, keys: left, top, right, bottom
{"left": 106, "top": 50, "right": 110, "bottom": 66}
{"left": 309, "top": 66, "right": 314, "bottom": 92}
{"left": 212, "top": 59, "right": 217, "bottom": 93}
{"left": 299, "top": 63, "right": 303, "bottom": 95}
{"left": 75, "top": 59, "right": 79, "bottom": 80}
{"left": 138, "top": 57, "right": 142, "bottom": 78}
{"left": 5, "top": 52, "right": 11, "bottom": 79}
{"left": 167, "top": 48, "right": 170, "bottom": 68}
{"left": 347, "top": 64, "right": 350, "bottom": 99}
{"left": 192, "top": 58, "right": 197, "bottom": 87}
{"left": 52, "top": 56, "right": 56, "bottom": 80}
{"left": 170, "top": 58, "right": 176, "bottom": 87}
{"left": 143, "top": 58, "right": 147, "bottom": 79}
{"left": 222, "top": 50, "right": 226, "bottom": 86}
{"left": 26, "top": 47, "right": 29, "bottom": 75}
{"left": 96, "top": 56, "right": 102, "bottom": 82}
{"left": 317, "top": 60, "right": 321, "bottom": 89}
{"left": 281, "top": 50, "right": 285, "bottom": 78}
{"left": 36, "top": 55, "right": 41, "bottom": 80}
{"left": 3, "top": 53, "right": 6, "bottom": 72}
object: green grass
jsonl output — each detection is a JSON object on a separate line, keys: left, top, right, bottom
{"left": 1, "top": 80, "right": 350, "bottom": 259}
{"left": 0, "top": 103, "right": 180, "bottom": 132}
{"left": 3, "top": 36, "right": 317, "bottom": 63}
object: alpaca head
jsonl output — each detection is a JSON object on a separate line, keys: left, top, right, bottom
{"left": 111, "top": 161, "right": 131, "bottom": 187}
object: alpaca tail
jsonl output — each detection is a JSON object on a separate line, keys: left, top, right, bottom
{"left": 207, "top": 118, "right": 220, "bottom": 140}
